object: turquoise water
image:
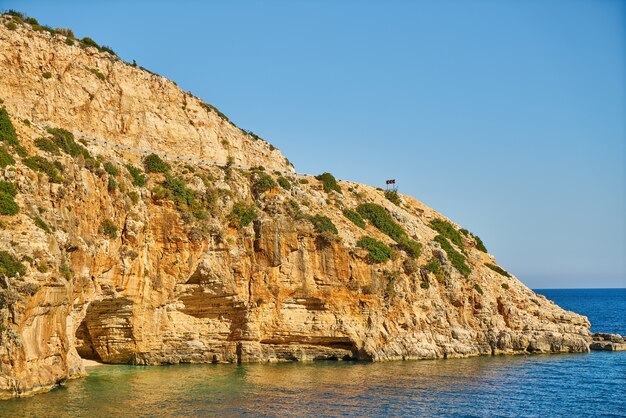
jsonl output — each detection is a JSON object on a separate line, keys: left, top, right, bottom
{"left": 1, "top": 289, "right": 624, "bottom": 417}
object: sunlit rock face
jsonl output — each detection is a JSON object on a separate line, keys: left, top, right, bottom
{"left": 0, "top": 16, "right": 590, "bottom": 399}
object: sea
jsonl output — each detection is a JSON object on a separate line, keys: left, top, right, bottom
{"left": 1, "top": 288, "right": 624, "bottom": 417}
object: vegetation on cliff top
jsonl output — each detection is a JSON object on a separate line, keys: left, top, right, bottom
{"left": 315, "top": 172, "right": 341, "bottom": 193}
{"left": 384, "top": 190, "right": 401, "bottom": 206}
{"left": 3, "top": 10, "right": 116, "bottom": 56}
{"left": 460, "top": 228, "right": 488, "bottom": 253}
{"left": 473, "top": 235, "right": 487, "bottom": 253}
{"left": 485, "top": 263, "right": 511, "bottom": 278}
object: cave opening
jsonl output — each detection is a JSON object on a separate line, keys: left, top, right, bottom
{"left": 74, "top": 318, "right": 102, "bottom": 362}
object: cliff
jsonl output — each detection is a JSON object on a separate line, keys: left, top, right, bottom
{"left": 0, "top": 13, "right": 591, "bottom": 399}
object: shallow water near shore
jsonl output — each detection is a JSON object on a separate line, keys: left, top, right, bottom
{"left": 1, "top": 352, "right": 625, "bottom": 417}
{"left": 2, "top": 288, "right": 624, "bottom": 417}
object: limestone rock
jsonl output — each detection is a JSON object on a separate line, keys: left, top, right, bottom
{"left": 0, "top": 16, "right": 592, "bottom": 400}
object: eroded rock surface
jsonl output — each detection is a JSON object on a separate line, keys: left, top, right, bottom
{"left": 0, "top": 16, "right": 591, "bottom": 399}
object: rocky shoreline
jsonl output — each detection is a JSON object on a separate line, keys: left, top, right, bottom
{"left": 590, "top": 333, "right": 626, "bottom": 352}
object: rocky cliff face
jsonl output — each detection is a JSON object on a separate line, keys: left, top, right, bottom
{"left": 0, "top": 15, "right": 591, "bottom": 399}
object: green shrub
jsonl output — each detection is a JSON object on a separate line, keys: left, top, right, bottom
{"left": 474, "top": 284, "right": 484, "bottom": 295}
{"left": 59, "top": 263, "right": 73, "bottom": 281}
{"left": 434, "top": 235, "right": 471, "bottom": 277}
{"left": 357, "top": 236, "right": 391, "bottom": 263}
{"left": 34, "top": 137, "right": 60, "bottom": 154}
{"left": 299, "top": 178, "right": 309, "bottom": 184}
{"left": 253, "top": 173, "right": 276, "bottom": 195}
{"left": 107, "top": 177, "right": 117, "bottom": 193}
{"left": 396, "top": 237, "right": 422, "bottom": 259}
{"left": 153, "top": 175, "right": 206, "bottom": 219}
{"left": 501, "top": 282, "right": 510, "bottom": 290}
{"left": 288, "top": 199, "right": 300, "bottom": 211}
{"left": 0, "top": 147, "right": 15, "bottom": 168}
{"left": 100, "top": 45, "right": 116, "bottom": 56}
{"left": 99, "top": 219, "right": 118, "bottom": 239}
{"left": 23, "top": 156, "right": 63, "bottom": 183}
{"left": 127, "top": 191, "right": 140, "bottom": 205}
{"left": 425, "top": 258, "right": 445, "bottom": 282}
{"left": 315, "top": 172, "right": 341, "bottom": 193}
{"left": 0, "top": 180, "right": 16, "bottom": 197}
{"left": 429, "top": 219, "right": 462, "bottom": 247}
{"left": 33, "top": 216, "right": 50, "bottom": 233}
{"left": 485, "top": 263, "right": 511, "bottom": 278}
{"left": 310, "top": 215, "right": 338, "bottom": 234}
{"left": 0, "top": 192, "right": 19, "bottom": 215}
{"left": 42, "top": 71, "right": 52, "bottom": 79}
{"left": 201, "top": 102, "right": 230, "bottom": 122}
{"left": 143, "top": 153, "right": 170, "bottom": 173}
{"left": 14, "top": 144, "right": 28, "bottom": 158}
{"left": 286, "top": 199, "right": 304, "bottom": 219}
{"left": 47, "top": 127, "right": 91, "bottom": 160}
{"left": 343, "top": 209, "right": 365, "bottom": 229}
{"left": 0, "top": 108, "right": 19, "bottom": 147}
{"left": 81, "top": 37, "right": 99, "bottom": 49}
{"left": 162, "top": 174, "right": 195, "bottom": 207}
{"left": 6, "top": 22, "right": 17, "bottom": 31}
{"left": 356, "top": 203, "right": 421, "bottom": 258}
{"left": 0, "top": 251, "right": 26, "bottom": 278}
{"left": 357, "top": 203, "right": 405, "bottom": 242}
{"left": 103, "top": 161, "right": 119, "bottom": 176}
{"left": 229, "top": 202, "right": 257, "bottom": 228}
{"left": 88, "top": 68, "right": 105, "bottom": 81}
{"left": 420, "top": 281, "right": 430, "bottom": 289}
{"left": 384, "top": 190, "right": 401, "bottom": 205}
{"left": 474, "top": 235, "right": 487, "bottom": 253}
{"left": 65, "top": 37, "right": 74, "bottom": 46}
{"left": 5, "top": 10, "right": 26, "bottom": 19}
{"left": 277, "top": 176, "right": 291, "bottom": 190}
{"left": 126, "top": 164, "right": 146, "bottom": 186}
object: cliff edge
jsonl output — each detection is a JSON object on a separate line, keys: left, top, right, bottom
{"left": 0, "top": 13, "right": 590, "bottom": 399}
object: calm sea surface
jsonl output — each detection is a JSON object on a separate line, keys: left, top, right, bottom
{"left": 535, "top": 288, "right": 626, "bottom": 335}
{"left": 1, "top": 289, "right": 624, "bottom": 417}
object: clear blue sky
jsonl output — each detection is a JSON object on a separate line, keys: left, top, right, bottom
{"left": 4, "top": 0, "right": 625, "bottom": 288}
